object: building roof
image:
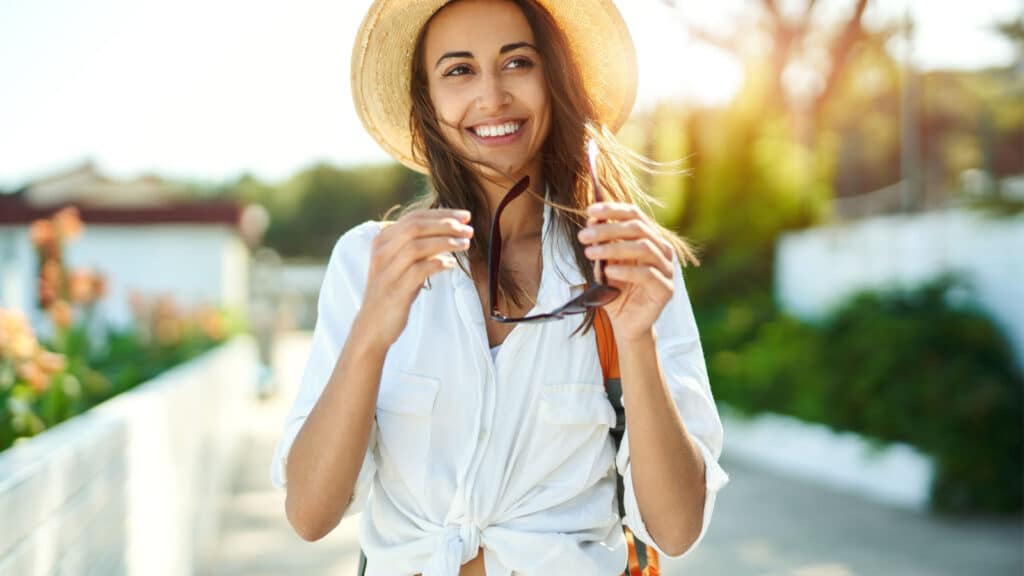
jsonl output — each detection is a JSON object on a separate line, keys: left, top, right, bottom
{"left": 0, "top": 162, "right": 244, "bottom": 228}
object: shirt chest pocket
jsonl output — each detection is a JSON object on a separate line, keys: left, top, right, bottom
{"left": 375, "top": 371, "right": 440, "bottom": 497}
{"left": 534, "top": 383, "right": 618, "bottom": 494}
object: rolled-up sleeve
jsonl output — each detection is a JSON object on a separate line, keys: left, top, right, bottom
{"left": 270, "top": 221, "right": 381, "bottom": 518}
{"left": 614, "top": 250, "right": 730, "bottom": 559}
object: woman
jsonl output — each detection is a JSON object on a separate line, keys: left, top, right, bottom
{"left": 271, "top": 1, "right": 730, "bottom": 574}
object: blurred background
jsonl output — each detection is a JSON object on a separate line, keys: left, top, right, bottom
{"left": 1, "top": 0, "right": 1021, "bottom": 575}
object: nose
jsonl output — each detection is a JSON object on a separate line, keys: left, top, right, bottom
{"left": 475, "top": 72, "right": 511, "bottom": 112}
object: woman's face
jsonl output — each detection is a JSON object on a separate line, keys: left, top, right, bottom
{"left": 422, "top": 0, "right": 551, "bottom": 180}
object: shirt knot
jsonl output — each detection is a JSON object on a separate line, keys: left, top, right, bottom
{"left": 424, "top": 523, "right": 482, "bottom": 576}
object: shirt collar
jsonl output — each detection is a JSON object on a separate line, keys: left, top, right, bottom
{"left": 539, "top": 184, "right": 586, "bottom": 307}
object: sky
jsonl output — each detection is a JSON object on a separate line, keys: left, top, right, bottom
{"left": 0, "top": 0, "right": 1019, "bottom": 189}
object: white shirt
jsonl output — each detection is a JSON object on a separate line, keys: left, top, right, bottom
{"left": 271, "top": 196, "right": 730, "bottom": 575}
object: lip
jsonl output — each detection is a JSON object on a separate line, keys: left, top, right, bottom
{"left": 465, "top": 118, "right": 528, "bottom": 147}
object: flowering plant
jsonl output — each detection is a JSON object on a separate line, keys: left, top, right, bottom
{"left": 1, "top": 206, "right": 243, "bottom": 451}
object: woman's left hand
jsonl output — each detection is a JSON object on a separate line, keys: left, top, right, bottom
{"left": 578, "top": 202, "right": 674, "bottom": 342}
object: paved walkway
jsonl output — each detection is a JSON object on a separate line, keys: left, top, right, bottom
{"left": 201, "top": 333, "right": 1023, "bottom": 575}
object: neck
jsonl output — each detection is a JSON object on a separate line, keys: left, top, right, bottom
{"left": 476, "top": 159, "right": 545, "bottom": 244}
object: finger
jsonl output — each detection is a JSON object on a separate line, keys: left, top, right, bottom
{"left": 603, "top": 264, "right": 673, "bottom": 294}
{"left": 373, "top": 232, "right": 468, "bottom": 288}
{"left": 404, "top": 253, "right": 458, "bottom": 291}
{"left": 584, "top": 239, "right": 672, "bottom": 278}
{"left": 380, "top": 209, "right": 471, "bottom": 244}
{"left": 577, "top": 219, "right": 652, "bottom": 245}
{"left": 582, "top": 217, "right": 673, "bottom": 262}
{"left": 586, "top": 202, "right": 647, "bottom": 223}
{"left": 408, "top": 208, "right": 472, "bottom": 222}
{"left": 377, "top": 213, "right": 474, "bottom": 260}
{"left": 401, "top": 211, "right": 475, "bottom": 238}
{"left": 393, "top": 235, "right": 471, "bottom": 273}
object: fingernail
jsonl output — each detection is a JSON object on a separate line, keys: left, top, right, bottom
{"left": 578, "top": 229, "right": 594, "bottom": 241}
{"left": 588, "top": 204, "right": 606, "bottom": 214}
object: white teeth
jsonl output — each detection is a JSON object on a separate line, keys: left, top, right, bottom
{"left": 473, "top": 121, "right": 521, "bottom": 138}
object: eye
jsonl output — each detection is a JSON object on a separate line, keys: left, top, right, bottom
{"left": 443, "top": 64, "right": 473, "bottom": 77}
{"left": 506, "top": 56, "right": 534, "bottom": 70}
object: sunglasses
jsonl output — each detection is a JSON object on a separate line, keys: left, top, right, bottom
{"left": 488, "top": 140, "right": 621, "bottom": 324}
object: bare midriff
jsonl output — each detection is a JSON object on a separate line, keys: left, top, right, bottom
{"left": 413, "top": 547, "right": 486, "bottom": 576}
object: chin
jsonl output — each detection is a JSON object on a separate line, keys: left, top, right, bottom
{"left": 476, "top": 153, "right": 533, "bottom": 179}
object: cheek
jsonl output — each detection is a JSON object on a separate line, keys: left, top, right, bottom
{"left": 434, "top": 84, "right": 471, "bottom": 116}
{"left": 531, "top": 98, "right": 551, "bottom": 145}
{"left": 429, "top": 86, "right": 464, "bottom": 129}
{"left": 522, "top": 80, "right": 551, "bottom": 137}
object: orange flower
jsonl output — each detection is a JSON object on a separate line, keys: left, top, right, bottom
{"left": 30, "top": 220, "right": 56, "bottom": 251}
{"left": 128, "top": 290, "right": 149, "bottom": 321}
{"left": 53, "top": 206, "right": 83, "bottom": 241}
{"left": 16, "top": 361, "right": 49, "bottom": 393}
{"left": 154, "top": 295, "right": 180, "bottom": 320}
{"left": 34, "top": 350, "right": 67, "bottom": 374}
{"left": 41, "top": 259, "right": 62, "bottom": 286}
{"left": 198, "top": 308, "right": 226, "bottom": 340}
{"left": 48, "top": 300, "right": 74, "bottom": 329}
{"left": 8, "top": 333, "right": 38, "bottom": 361}
{"left": 0, "top": 309, "right": 35, "bottom": 360}
{"left": 155, "top": 318, "right": 181, "bottom": 345}
{"left": 0, "top": 308, "right": 30, "bottom": 335}
{"left": 69, "top": 269, "right": 94, "bottom": 304}
{"left": 93, "top": 273, "right": 108, "bottom": 300}
{"left": 38, "top": 277, "right": 59, "bottom": 309}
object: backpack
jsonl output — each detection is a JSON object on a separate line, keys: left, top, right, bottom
{"left": 594, "top": 306, "right": 660, "bottom": 576}
{"left": 356, "top": 307, "right": 658, "bottom": 575}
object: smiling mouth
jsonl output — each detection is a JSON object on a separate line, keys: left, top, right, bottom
{"left": 467, "top": 120, "right": 526, "bottom": 139}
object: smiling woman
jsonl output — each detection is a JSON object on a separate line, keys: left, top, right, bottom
{"left": 273, "top": 1, "right": 730, "bottom": 575}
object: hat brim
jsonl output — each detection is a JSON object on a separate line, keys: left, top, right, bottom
{"left": 351, "top": 0, "right": 638, "bottom": 174}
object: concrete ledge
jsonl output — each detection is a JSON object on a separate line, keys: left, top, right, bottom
{"left": 0, "top": 333, "right": 258, "bottom": 576}
{"left": 721, "top": 404, "right": 936, "bottom": 511}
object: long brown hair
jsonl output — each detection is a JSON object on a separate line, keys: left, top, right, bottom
{"left": 389, "top": 0, "right": 700, "bottom": 336}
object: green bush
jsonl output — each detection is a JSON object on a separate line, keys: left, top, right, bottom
{"left": 1, "top": 206, "right": 248, "bottom": 453}
{"left": 702, "top": 273, "right": 1024, "bottom": 514}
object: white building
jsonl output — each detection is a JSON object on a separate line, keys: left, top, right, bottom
{"left": 0, "top": 162, "right": 253, "bottom": 338}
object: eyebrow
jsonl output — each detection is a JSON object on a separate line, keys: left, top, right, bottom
{"left": 434, "top": 42, "right": 539, "bottom": 70}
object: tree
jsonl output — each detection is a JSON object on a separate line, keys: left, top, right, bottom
{"left": 661, "top": 0, "right": 874, "bottom": 125}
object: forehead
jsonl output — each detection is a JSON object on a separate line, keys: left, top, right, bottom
{"left": 423, "top": 0, "right": 535, "bottom": 59}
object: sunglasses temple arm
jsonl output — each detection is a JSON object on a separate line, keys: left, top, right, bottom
{"left": 588, "top": 150, "right": 611, "bottom": 285}
{"left": 489, "top": 176, "right": 531, "bottom": 318}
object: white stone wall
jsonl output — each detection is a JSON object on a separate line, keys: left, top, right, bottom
{"left": 0, "top": 334, "right": 257, "bottom": 576}
{"left": 775, "top": 209, "right": 1024, "bottom": 370}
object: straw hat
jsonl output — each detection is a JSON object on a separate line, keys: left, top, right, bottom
{"left": 351, "top": 0, "right": 638, "bottom": 174}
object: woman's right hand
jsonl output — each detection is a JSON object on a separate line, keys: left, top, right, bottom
{"left": 355, "top": 208, "right": 474, "bottom": 349}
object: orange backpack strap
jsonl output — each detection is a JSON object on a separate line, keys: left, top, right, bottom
{"left": 594, "top": 307, "right": 659, "bottom": 575}
{"left": 594, "top": 307, "right": 620, "bottom": 379}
